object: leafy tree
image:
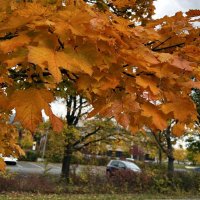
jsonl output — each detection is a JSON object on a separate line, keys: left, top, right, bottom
{"left": 186, "top": 133, "right": 200, "bottom": 154}
{"left": 44, "top": 117, "right": 133, "bottom": 181}
{"left": 187, "top": 151, "right": 200, "bottom": 165}
{"left": 147, "top": 121, "right": 184, "bottom": 174}
{"left": 20, "top": 131, "right": 34, "bottom": 149}
{"left": 174, "top": 148, "right": 187, "bottom": 164}
{"left": 0, "top": 0, "right": 199, "bottom": 171}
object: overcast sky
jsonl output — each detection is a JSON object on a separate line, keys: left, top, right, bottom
{"left": 154, "top": 0, "right": 200, "bottom": 19}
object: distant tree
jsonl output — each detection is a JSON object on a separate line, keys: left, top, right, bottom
{"left": 187, "top": 151, "right": 200, "bottom": 166}
{"left": 174, "top": 148, "right": 187, "bottom": 164}
{"left": 43, "top": 116, "right": 133, "bottom": 181}
{"left": 147, "top": 121, "right": 182, "bottom": 174}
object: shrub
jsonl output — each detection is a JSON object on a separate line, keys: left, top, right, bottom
{"left": 19, "top": 150, "right": 38, "bottom": 162}
{"left": 0, "top": 174, "right": 57, "bottom": 193}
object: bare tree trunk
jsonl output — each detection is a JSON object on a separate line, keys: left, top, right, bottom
{"left": 61, "top": 144, "right": 72, "bottom": 183}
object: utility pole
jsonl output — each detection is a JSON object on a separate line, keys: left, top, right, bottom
{"left": 42, "top": 130, "right": 48, "bottom": 160}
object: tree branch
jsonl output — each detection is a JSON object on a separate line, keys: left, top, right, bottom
{"left": 73, "top": 126, "right": 101, "bottom": 148}
{"left": 150, "top": 131, "right": 168, "bottom": 155}
{"left": 153, "top": 42, "right": 185, "bottom": 51}
{"left": 74, "top": 133, "right": 114, "bottom": 151}
{"left": 0, "top": 32, "right": 18, "bottom": 41}
{"left": 152, "top": 37, "right": 172, "bottom": 50}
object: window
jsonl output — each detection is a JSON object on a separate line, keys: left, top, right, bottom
{"left": 111, "top": 161, "right": 119, "bottom": 167}
{"left": 118, "top": 162, "right": 126, "bottom": 168}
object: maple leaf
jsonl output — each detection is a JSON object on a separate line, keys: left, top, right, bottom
{"left": 0, "top": 157, "right": 6, "bottom": 171}
{"left": 9, "top": 88, "right": 63, "bottom": 132}
{"left": 170, "top": 56, "right": 193, "bottom": 71}
{"left": 186, "top": 10, "right": 200, "bottom": 17}
{"left": 28, "top": 46, "right": 63, "bottom": 83}
{"left": 172, "top": 122, "right": 185, "bottom": 137}
{"left": 44, "top": 105, "right": 64, "bottom": 133}
{"left": 0, "top": 35, "right": 31, "bottom": 54}
{"left": 28, "top": 46, "right": 93, "bottom": 82}
{"left": 136, "top": 75, "right": 160, "bottom": 95}
{"left": 161, "top": 97, "right": 197, "bottom": 122}
{"left": 110, "top": 0, "right": 136, "bottom": 8}
{"left": 141, "top": 102, "right": 167, "bottom": 130}
{"left": 0, "top": 92, "right": 8, "bottom": 110}
{"left": 0, "top": 0, "right": 199, "bottom": 139}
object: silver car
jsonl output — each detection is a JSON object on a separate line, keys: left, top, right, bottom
{"left": 106, "top": 160, "right": 141, "bottom": 176}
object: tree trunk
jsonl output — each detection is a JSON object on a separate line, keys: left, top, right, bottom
{"left": 165, "top": 126, "right": 174, "bottom": 177}
{"left": 158, "top": 148, "right": 162, "bottom": 165}
{"left": 168, "top": 156, "right": 174, "bottom": 173}
{"left": 61, "top": 144, "right": 72, "bottom": 183}
{"left": 158, "top": 131, "right": 162, "bottom": 165}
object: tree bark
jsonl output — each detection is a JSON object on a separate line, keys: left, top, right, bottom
{"left": 61, "top": 144, "right": 72, "bottom": 183}
{"left": 158, "top": 148, "right": 162, "bottom": 165}
{"left": 165, "top": 126, "right": 174, "bottom": 177}
{"left": 158, "top": 132, "right": 162, "bottom": 165}
{"left": 168, "top": 156, "right": 174, "bottom": 173}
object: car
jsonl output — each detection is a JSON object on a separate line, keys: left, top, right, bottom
{"left": 106, "top": 160, "right": 141, "bottom": 176}
{"left": 0, "top": 154, "right": 17, "bottom": 165}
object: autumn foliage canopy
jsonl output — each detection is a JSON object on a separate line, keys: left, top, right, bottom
{"left": 0, "top": 0, "right": 199, "bottom": 167}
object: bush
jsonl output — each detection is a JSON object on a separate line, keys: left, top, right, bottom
{"left": 0, "top": 173, "right": 57, "bottom": 193}
{"left": 172, "top": 171, "right": 200, "bottom": 193}
{"left": 1, "top": 162, "right": 200, "bottom": 195}
{"left": 71, "top": 154, "right": 110, "bottom": 166}
{"left": 19, "top": 150, "right": 38, "bottom": 162}
{"left": 69, "top": 166, "right": 200, "bottom": 194}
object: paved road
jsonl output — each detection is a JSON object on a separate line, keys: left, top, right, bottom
{"left": 6, "top": 161, "right": 106, "bottom": 176}
{"left": 6, "top": 161, "right": 189, "bottom": 176}
{"left": 6, "top": 161, "right": 62, "bottom": 175}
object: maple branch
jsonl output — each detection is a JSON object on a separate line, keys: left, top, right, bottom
{"left": 151, "top": 131, "right": 168, "bottom": 155}
{"left": 80, "top": 110, "right": 92, "bottom": 117}
{"left": 123, "top": 71, "right": 154, "bottom": 78}
{"left": 74, "top": 133, "right": 114, "bottom": 151}
{"left": 145, "top": 40, "right": 158, "bottom": 46}
{"left": 71, "top": 96, "right": 77, "bottom": 118}
{"left": 72, "top": 126, "right": 101, "bottom": 148}
{"left": 123, "top": 71, "right": 135, "bottom": 78}
{"left": 122, "top": 64, "right": 129, "bottom": 68}
{"left": 152, "top": 37, "right": 172, "bottom": 51}
{"left": 66, "top": 95, "right": 73, "bottom": 124}
{"left": 0, "top": 32, "right": 18, "bottom": 41}
{"left": 153, "top": 42, "right": 185, "bottom": 51}
{"left": 74, "top": 101, "right": 88, "bottom": 110}
{"left": 58, "top": 38, "right": 64, "bottom": 50}
{"left": 73, "top": 96, "right": 84, "bottom": 125}
{"left": 8, "top": 68, "right": 78, "bottom": 83}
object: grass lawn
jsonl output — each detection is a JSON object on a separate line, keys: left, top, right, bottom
{"left": 0, "top": 193, "right": 199, "bottom": 200}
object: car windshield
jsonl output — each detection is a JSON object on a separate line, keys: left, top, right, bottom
{"left": 124, "top": 161, "right": 140, "bottom": 170}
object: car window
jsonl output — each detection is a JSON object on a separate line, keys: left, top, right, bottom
{"left": 110, "top": 161, "right": 119, "bottom": 167}
{"left": 125, "top": 161, "right": 140, "bottom": 170}
{"left": 118, "top": 162, "right": 126, "bottom": 168}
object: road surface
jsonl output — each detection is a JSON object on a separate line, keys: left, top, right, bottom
{"left": 6, "top": 161, "right": 106, "bottom": 176}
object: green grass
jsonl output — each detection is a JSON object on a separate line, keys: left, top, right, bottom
{"left": 0, "top": 193, "right": 199, "bottom": 200}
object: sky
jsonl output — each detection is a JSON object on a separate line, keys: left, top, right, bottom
{"left": 154, "top": 0, "right": 200, "bottom": 19}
